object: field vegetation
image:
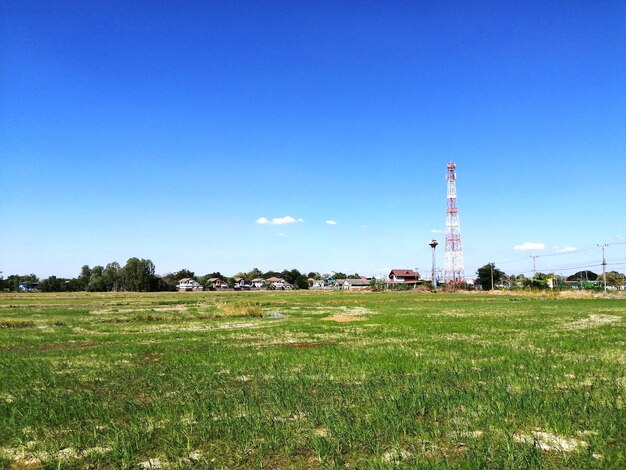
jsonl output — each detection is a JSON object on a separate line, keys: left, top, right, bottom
{"left": 0, "top": 291, "right": 624, "bottom": 468}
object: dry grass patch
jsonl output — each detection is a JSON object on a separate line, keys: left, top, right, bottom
{"left": 218, "top": 303, "right": 262, "bottom": 317}
{"left": 0, "top": 320, "right": 36, "bottom": 329}
{"left": 279, "top": 341, "right": 337, "bottom": 349}
{"left": 512, "top": 430, "right": 588, "bottom": 452}
{"left": 563, "top": 314, "right": 621, "bottom": 330}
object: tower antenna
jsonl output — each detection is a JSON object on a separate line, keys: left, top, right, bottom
{"left": 444, "top": 162, "right": 465, "bottom": 286}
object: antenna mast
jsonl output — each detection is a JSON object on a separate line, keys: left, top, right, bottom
{"left": 444, "top": 162, "right": 465, "bottom": 286}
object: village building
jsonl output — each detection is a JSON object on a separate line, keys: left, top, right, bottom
{"left": 207, "top": 278, "right": 228, "bottom": 289}
{"left": 339, "top": 277, "right": 371, "bottom": 290}
{"left": 176, "top": 278, "right": 204, "bottom": 292}
{"left": 265, "top": 277, "right": 291, "bottom": 289}
{"left": 388, "top": 269, "right": 421, "bottom": 285}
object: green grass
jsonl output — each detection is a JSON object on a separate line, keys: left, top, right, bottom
{"left": 0, "top": 291, "right": 624, "bottom": 469}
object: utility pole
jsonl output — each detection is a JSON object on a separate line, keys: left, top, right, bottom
{"left": 429, "top": 240, "right": 438, "bottom": 290}
{"left": 598, "top": 244, "right": 608, "bottom": 294}
{"left": 490, "top": 263, "right": 494, "bottom": 290}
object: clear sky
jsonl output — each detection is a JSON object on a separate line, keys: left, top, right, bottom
{"left": 1, "top": 1, "right": 625, "bottom": 279}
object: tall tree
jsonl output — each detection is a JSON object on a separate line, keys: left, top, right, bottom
{"left": 476, "top": 263, "right": 504, "bottom": 290}
{"left": 103, "top": 262, "right": 121, "bottom": 292}
{"left": 121, "top": 258, "right": 155, "bottom": 292}
{"left": 86, "top": 265, "right": 105, "bottom": 292}
{"left": 78, "top": 265, "right": 92, "bottom": 291}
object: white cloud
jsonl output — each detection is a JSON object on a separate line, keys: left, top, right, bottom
{"left": 431, "top": 229, "right": 445, "bottom": 234}
{"left": 514, "top": 242, "right": 546, "bottom": 251}
{"left": 277, "top": 233, "right": 285, "bottom": 237}
{"left": 256, "top": 216, "right": 301, "bottom": 225}
{"left": 273, "top": 216, "right": 297, "bottom": 225}
{"left": 326, "top": 220, "right": 337, "bottom": 225}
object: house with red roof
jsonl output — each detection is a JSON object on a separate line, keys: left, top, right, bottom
{"left": 388, "top": 269, "right": 421, "bottom": 284}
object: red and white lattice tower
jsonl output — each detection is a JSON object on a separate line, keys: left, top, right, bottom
{"left": 444, "top": 162, "right": 465, "bottom": 285}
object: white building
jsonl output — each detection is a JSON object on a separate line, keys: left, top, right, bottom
{"left": 176, "top": 278, "right": 204, "bottom": 292}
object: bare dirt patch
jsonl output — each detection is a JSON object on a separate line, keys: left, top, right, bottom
{"left": 323, "top": 315, "right": 366, "bottom": 323}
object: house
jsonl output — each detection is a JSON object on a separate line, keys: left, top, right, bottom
{"left": 250, "top": 278, "right": 266, "bottom": 289}
{"left": 388, "top": 269, "right": 420, "bottom": 284}
{"left": 207, "top": 278, "right": 228, "bottom": 289}
{"left": 312, "top": 274, "right": 341, "bottom": 289}
{"left": 233, "top": 278, "right": 250, "bottom": 289}
{"left": 340, "top": 278, "right": 371, "bottom": 290}
{"left": 176, "top": 278, "right": 204, "bottom": 292}
{"left": 266, "top": 277, "right": 291, "bottom": 289}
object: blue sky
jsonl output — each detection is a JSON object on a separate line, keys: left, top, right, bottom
{"left": 1, "top": 0, "right": 625, "bottom": 279}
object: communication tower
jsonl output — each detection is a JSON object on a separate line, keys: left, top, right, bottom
{"left": 444, "top": 162, "right": 465, "bottom": 285}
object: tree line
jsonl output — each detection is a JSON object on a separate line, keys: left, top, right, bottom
{"left": 1, "top": 258, "right": 157, "bottom": 292}
{"left": 0, "top": 260, "right": 334, "bottom": 292}
{"left": 475, "top": 264, "right": 625, "bottom": 290}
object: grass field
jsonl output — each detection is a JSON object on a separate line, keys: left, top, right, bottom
{"left": 0, "top": 291, "right": 624, "bottom": 469}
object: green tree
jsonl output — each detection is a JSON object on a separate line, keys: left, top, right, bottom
{"left": 604, "top": 271, "right": 625, "bottom": 287}
{"left": 64, "top": 278, "right": 82, "bottom": 292}
{"left": 78, "top": 265, "right": 92, "bottom": 291}
{"left": 198, "top": 272, "right": 227, "bottom": 285}
{"left": 173, "top": 269, "right": 195, "bottom": 280}
{"left": 278, "top": 269, "right": 308, "bottom": 289}
{"left": 5, "top": 275, "right": 20, "bottom": 291}
{"left": 103, "top": 262, "right": 121, "bottom": 292}
{"left": 39, "top": 275, "right": 63, "bottom": 292}
{"left": 522, "top": 273, "right": 549, "bottom": 289}
{"left": 566, "top": 270, "right": 598, "bottom": 282}
{"left": 246, "top": 268, "right": 264, "bottom": 281}
{"left": 476, "top": 263, "right": 504, "bottom": 290}
{"left": 121, "top": 258, "right": 156, "bottom": 292}
{"left": 86, "top": 266, "right": 105, "bottom": 292}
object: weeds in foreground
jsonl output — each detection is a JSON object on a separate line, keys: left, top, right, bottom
{"left": 0, "top": 319, "right": 35, "bottom": 328}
